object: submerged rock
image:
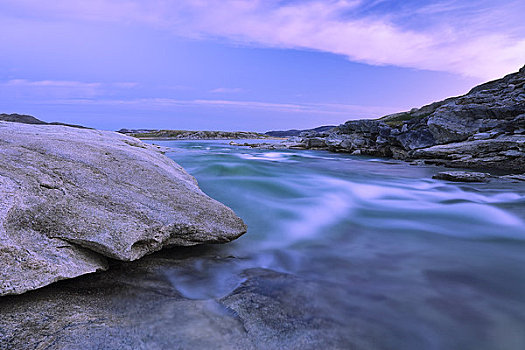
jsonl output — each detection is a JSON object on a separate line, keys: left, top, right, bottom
{"left": 432, "top": 171, "right": 491, "bottom": 182}
{"left": 0, "top": 121, "right": 246, "bottom": 296}
{"left": 0, "top": 250, "right": 381, "bottom": 350}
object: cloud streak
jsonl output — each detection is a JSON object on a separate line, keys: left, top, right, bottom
{"left": 210, "top": 87, "right": 245, "bottom": 94}
{"left": 5, "top": 79, "right": 102, "bottom": 88}
{"left": 2, "top": 0, "right": 524, "bottom": 79}
{"left": 1, "top": 79, "right": 138, "bottom": 99}
{"left": 38, "top": 97, "right": 398, "bottom": 119}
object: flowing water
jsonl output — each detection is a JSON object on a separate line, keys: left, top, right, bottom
{"left": 148, "top": 140, "right": 525, "bottom": 349}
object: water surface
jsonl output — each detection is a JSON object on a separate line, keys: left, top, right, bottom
{"left": 148, "top": 140, "right": 525, "bottom": 349}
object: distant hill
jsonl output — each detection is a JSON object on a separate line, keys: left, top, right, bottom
{"left": 0, "top": 113, "right": 46, "bottom": 124}
{"left": 118, "top": 129, "right": 272, "bottom": 140}
{"left": 265, "top": 125, "right": 336, "bottom": 137}
{"left": 0, "top": 113, "right": 90, "bottom": 129}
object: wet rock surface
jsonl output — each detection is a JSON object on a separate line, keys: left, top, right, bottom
{"left": 0, "top": 247, "right": 429, "bottom": 350}
{"left": 0, "top": 122, "right": 246, "bottom": 296}
{"left": 0, "top": 249, "right": 360, "bottom": 350}
{"left": 0, "top": 251, "right": 252, "bottom": 350}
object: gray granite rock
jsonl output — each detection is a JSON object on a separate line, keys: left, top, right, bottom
{"left": 0, "top": 251, "right": 256, "bottom": 350}
{"left": 305, "top": 137, "right": 327, "bottom": 148}
{"left": 412, "top": 135, "right": 525, "bottom": 171}
{"left": 0, "top": 121, "right": 246, "bottom": 295}
{"left": 396, "top": 127, "right": 436, "bottom": 150}
{"left": 432, "top": 171, "right": 491, "bottom": 182}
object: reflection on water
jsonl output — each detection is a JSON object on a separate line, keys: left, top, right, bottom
{"left": 148, "top": 140, "right": 525, "bottom": 349}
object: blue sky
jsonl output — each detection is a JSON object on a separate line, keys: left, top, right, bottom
{"left": 1, "top": 0, "right": 524, "bottom": 131}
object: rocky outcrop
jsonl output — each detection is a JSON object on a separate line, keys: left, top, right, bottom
{"left": 0, "top": 121, "right": 246, "bottom": 296}
{"left": 412, "top": 134, "right": 525, "bottom": 171}
{"left": 119, "top": 129, "right": 271, "bottom": 140}
{"left": 285, "top": 65, "right": 525, "bottom": 173}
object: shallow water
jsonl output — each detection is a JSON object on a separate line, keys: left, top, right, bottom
{"left": 149, "top": 140, "right": 525, "bottom": 349}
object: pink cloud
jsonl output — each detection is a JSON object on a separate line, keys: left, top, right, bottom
{"left": 2, "top": 0, "right": 524, "bottom": 80}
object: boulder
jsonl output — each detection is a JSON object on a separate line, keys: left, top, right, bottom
{"left": 432, "top": 171, "right": 491, "bottom": 182}
{"left": 396, "top": 127, "right": 436, "bottom": 150}
{"left": 304, "top": 137, "right": 327, "bottom": 149}
{"left": 0, "top": 121, "right": 246, "bottom": 296}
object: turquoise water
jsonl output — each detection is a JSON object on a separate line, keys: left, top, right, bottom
{"left": 149, "top": 140, "right": 525, "bottom": 349}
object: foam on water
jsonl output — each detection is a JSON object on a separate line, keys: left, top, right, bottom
{"left": 237, "top": 151, "right": 296, "bottom": 162}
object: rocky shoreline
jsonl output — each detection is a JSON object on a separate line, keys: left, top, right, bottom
{"left": 118, "top": 129, "right": 276, "bottom": 140}
{"left": 237, "top": 65, "right": 525, "bottom": 174}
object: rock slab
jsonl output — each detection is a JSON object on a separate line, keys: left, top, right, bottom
{"left": 0, "top": 121, "right": 246, "bottom": 296}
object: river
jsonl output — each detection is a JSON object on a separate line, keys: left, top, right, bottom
{"left": 149, "top": 139, "right": 525, "bottom": 349}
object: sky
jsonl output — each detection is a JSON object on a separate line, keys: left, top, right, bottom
{"left": 1, "top": 0, "right": 524, "bottom": 132}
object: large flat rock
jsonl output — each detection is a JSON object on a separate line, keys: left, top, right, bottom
{"left": 0, "top": 121, "right": 246, "bottom": 295}
{"left": 412, "top": 134, "right": 525, "bottom": 171}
